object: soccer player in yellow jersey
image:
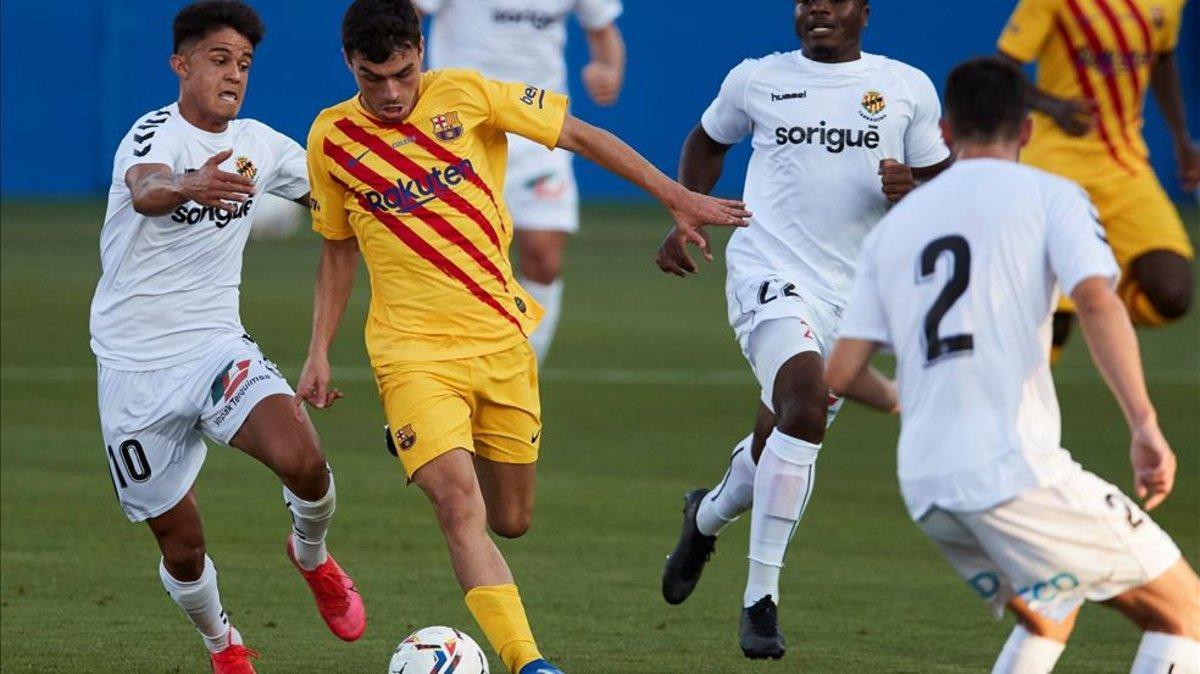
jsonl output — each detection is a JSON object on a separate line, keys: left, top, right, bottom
{"left": 293, "top": 2, "right": 750, "bottom": 672}
{"left": 998, "top": 0, "right": 1199, "bottom": 353}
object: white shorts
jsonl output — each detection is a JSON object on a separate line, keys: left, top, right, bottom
{"left": 919, "top": 466, "right": 1182, "bottom": 623}
{"left": 504, "top": 134, "right": 579, "bottom": 232}
{"left": 727, "top": 274, "right": 845, "bottom": 423}
{"left": 97, "top": 334, "right": 294, "bottom": 522}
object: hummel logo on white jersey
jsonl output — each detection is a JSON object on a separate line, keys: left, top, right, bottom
{"left": 771, "top": 91, "right": 807, "bottom": 102}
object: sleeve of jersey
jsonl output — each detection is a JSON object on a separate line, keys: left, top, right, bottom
{"left": 1156, "top": 0, "right": 1186, "bottom": 52}
{"left": 997, "top": 0, "right": 1056, "bottom": 63}
{"left": 903, "top": 70, "right": 952, "bottom": 169}
{"left": 113, "top": 121, "right": 182, "bottom": 180}
{"left": 306, "top": 122, "right": 354, "bottom": 241}
{"left": 1045, "top": 183, "right": 1120, "bottom": 296}
{"left": 263, "top": 127, "right": 310, "bottom": 201}
{"left": 839, "top": 242, "right": 892, "bottom": 345}
{"left": 700, "top": 60, "right": 755, "bottom": 146}
{"left": 574, "top": 0, "right": 622, "bottom": 29}
{"left": 482, "top": 76, "right": 569, "bottom": 150}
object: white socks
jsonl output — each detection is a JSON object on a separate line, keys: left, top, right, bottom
{"left": 745, "top": 429, "right": 819, "bottom": 608}
{"left": 696, "top": 434, "right": 756, "bottom": 537}
{"left": 1130, "top": 632, "right": 1200, "bottom": 674}
{"left": 991, "top": 625, "right": 1065, "bottom": 674}
{"left": 159, "top": 555, "right": 238, "bottom": 653}
{"left": 522, "top": 277, "right": 563, "bottom": 364}
{"left": 284, "top": 466, "right": 336, "bottom": 571}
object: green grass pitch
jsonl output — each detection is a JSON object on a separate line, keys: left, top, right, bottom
{"left": 1, "top": 201, "right": 1196, "bottom": 672}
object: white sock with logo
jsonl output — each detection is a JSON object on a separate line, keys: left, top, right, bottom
{"left": 744, "top": 429, "right": 819, "bottom": 608}
{"left": 991, "top": 625, "right": 1065, "bottom": 674}
{"left": 522, "top": 277, "right": 563, "bottom": 364}
{"left": 160, "top": 555, "right": 240, "bottom": 653}
{"left": 284, "top": 465, "right": 336, "bottom": 571}
{"left": 696, "top": 434, "right": 756, "bottom": 537}
{"left": 1130, "top": 632, "right": 1200, "bottom": 674}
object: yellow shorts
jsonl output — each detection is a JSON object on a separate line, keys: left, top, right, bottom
{"left": 375, "top": 342, "right": 542, "bottom": 478}
{"left": 1058, "top": 169, "right": 1193, "bottom": 313}
{"left": 1084, "top": 170, "right": 1193, "bottom": 268}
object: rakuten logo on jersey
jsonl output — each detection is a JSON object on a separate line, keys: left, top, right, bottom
{"left": 171, "top": 199, "right": 254, "bottom": 228}
{"left": 774, "top": 121, "right": 881, "bottom": 154}
{"left": 364, "top": 158, "right": 477, "bottom": 214}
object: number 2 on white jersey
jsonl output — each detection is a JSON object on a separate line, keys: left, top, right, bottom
{"left": 918, "top": 235, "right": 974, "bottom": 365}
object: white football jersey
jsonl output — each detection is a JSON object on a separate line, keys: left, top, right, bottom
{"left": 417, "top": 0, "right": 622, "bottom": 95}
{"left": 702, "top": 51, "right": 951, "bottom": 313}
{"left": 89, "top": 103, "right": 308, "bottom": 370}
{"left": 839, "top": 159, "right": 1120, "bottom": 520}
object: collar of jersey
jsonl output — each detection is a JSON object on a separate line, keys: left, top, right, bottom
{"left": 791, "top": 49, "right": 871, "bottom": 76}
{"left": 170, "top": 101, "right": 234, "bottom": 142}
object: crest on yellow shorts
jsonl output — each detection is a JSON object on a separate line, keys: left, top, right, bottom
{"left": 395, "top": 424, "right": 417, "bottom": 450}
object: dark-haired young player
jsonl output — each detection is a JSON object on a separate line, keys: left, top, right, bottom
{"left": 656, "top": 0, "right": 952, "bottom": 659}
{"left": 997, "top": 0, "right": 1197, "bottom": 359}
{"left": 89, "top": 3, "right": 364, "bottom": 672}
{"left": 828, "top": 56, "right": 1199, "bottom": 674}
{"left": 295, "top": 2, "right": 749, "bottom": 672}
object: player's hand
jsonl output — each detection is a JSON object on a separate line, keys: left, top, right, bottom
{"left": 1047, "top": 97, "right": 1098, "bottom": 137}
{"left": 1174, "top": 139, "right": 1200, "bottom": 192}
{"left": 1129, "top": 419, "right": 1176, "bottom": 511}
{"left": 178, "top": 149, "right": 256, "bottom": 215}
{"left": 582, "top": 62, "right": 622, "bottom": 106}
{"left": 293, "top": 353, "right": 344, "bottom": 420}
{"left": 665, "top": 188, "right": 750, "bottom": 246}
{"left": 879, "top": 159, "right": 916, "bottom": 203}
{"left": 655, "top": 225, "right": 711, "bottom": 277}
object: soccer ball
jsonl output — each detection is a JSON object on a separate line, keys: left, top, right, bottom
{"left": 388, "top": 625, "right": 489, "bottom": 674}
{"left": 248, "top": 192, "right": 307, "bottom": 240}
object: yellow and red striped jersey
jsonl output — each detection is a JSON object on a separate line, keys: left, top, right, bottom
{"left": 307, "top": 69, "right": 568, "bottom": 366}
{"left": 998, "top": 0, "right": 1187, "bottom": 182}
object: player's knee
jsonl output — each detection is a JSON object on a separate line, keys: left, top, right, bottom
{"left": 160, "top": 532, "right": 206, "bottom": 579}
{"left": 1016, "top": 611, "right": 1075, "bottom": 643}
{"left": 1144, "top": 280, "right": 1192, "bottom": 320}
{"left": 277, "top": 448, "right": 329, "bottom": 496}
{"left": 489, "top": 509, "right": 531, "bottom": 539}
{"left": 428, "top": 481, "right": 486, "bottom": 533}
{"left": 773, "top": 393, "right": 828, "bottom": 443}
{"left": 520, "top": 249, "right": 562, "bottom": 285}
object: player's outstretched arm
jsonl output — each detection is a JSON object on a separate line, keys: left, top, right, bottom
{"left": 837, "top": 365, "right": 899, "bottom": 414}
{"left": 295, "top": 237, "right": 361, "bottom": 419}
{"left": 582, "top": 23, "right": 625, "bottom": 106}
{"left": 556, "top": 114, "right": 750, "bottom": 242}
{"left": 825, "top": 338, "right": 882, "bottom": 404}
{"left": 655, "top": 125, "right": 736, "bottom": 276}
{"left": 126, "top": 149, "right": 256, "bottom": 217}
{"left": 1151, "top": 51, "right": 1200, "bottom": 192}
{"left": 1072, "top": 276, "right": 1177, "bottom": 510}
{"left": 996, "top": 53, "right": 1097, "bottom": 137}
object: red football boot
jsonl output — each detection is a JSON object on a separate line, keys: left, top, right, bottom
{"left": 210, "top": 643, "right": 259, "bottom": 674}
{"left": 287, "top": 535, "right": 367, "bottom": 641}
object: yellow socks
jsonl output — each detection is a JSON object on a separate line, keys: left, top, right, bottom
{"left": 464, "top": 583, "right": 541, "bottom": 673}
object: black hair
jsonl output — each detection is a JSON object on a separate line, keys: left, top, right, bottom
{"left": 173, "top": 0, "right": 264, "bottom": 53}
{"left": 944, "top": 57, "right": 1028, "bottom": 143}
{"left": 342, "top": 0, "right": 422, "bottom": 63}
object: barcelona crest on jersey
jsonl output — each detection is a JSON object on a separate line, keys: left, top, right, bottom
{"left": 430, "top": 111, "right": 463, "bottom": 142}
